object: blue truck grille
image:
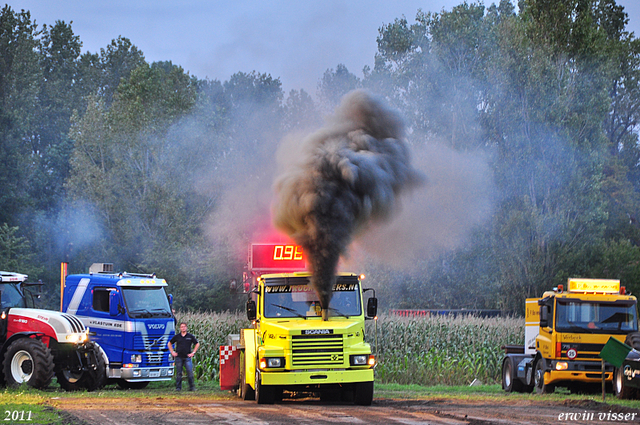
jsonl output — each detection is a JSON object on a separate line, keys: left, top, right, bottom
{"left": 133, "top": 334, "right": 169, "bottom": 351}
{"left": 147, "top": 353, "right": 164, "bottom": 364}
{"left": 291, "top": 334, "right": 344, "bottom": 367}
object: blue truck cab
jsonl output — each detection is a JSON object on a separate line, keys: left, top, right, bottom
{"left": 62, "top": 263, "right": 175, "bottom": 388}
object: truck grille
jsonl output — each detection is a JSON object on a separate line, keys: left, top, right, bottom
{"left": 291, "top": 334, "right": 343, "bottom": 367}
{"left": 133, "top": 334, "right": 169, "bottom": 351}
{"left": 147, "top": 353, "right": 164, "bottom": 364}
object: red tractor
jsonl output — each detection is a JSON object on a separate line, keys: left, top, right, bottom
{"left": 0, "top": 271, "right": 105, "bottom": 390}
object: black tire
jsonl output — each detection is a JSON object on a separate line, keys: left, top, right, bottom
{"left": 3, "top": 338, "right": 54, "bottom": 389}
{"left": 502, "top": 357, "right": 524, "bottom": 393}
{"left": 240, "top": 360, "right": 254, "bottom": 400}
{"left": 625, "top": 332, "right": 640, "bottom": 350}
{"left": 534, "top": 359, "right": 555, "bottom": 394}
{"left": 55, "top": 345, "right": 106, "bottom": 392}
{"left": 354, "top": 381, "right": 374, "bottom": 405}
{"left": 613, "top": 333, "right": 640, "bottom": 399}
{"left": 255, "top": 369, "right": 274, "bottom": 404}
{"left": 117, "top": 380, "right": 149, "bottom": 390}
{"left": 613, "top": 366, "right": 636, "bottom": 399}
{"left": 54, "top": 363, "right": 85, "bottom": 391}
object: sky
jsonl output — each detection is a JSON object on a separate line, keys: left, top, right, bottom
{"left": 7, "top": 0, "right": 640, "bottom": 95}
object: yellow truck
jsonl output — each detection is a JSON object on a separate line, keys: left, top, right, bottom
{"left": 502, "top": 278, "right": 638, "bottom": 394}
{"left": 220, "top": 243, "right": 377, "bottom": 404}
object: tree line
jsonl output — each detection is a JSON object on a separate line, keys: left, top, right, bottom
{"left": 1, "top": 1, "right": 639, "bottom": 314}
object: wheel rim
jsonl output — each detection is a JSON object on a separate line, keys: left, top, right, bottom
{"left": 534, "top": 365, "right": 543, "bottom": 388}
{"left": 10, "top": 350, "right": 34, "bottom": 383}
{"left": 504, "top": 364, "right": 512, "bottom": 387}
{"left": 615, "top": 369, "right": 623, "bottom": 394}
{"left": 63, "top": 369, "right": 83, "bottom": 384}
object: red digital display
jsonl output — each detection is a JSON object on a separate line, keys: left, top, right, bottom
{"left": 250, "top": 243, "right": 307, "bottom": 271}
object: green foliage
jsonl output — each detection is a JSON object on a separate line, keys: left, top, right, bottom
{"left": 2, "top": 1, "right": 640, "bottom": 313}
{"left": 177, "top": 311, "right": 522, "bottom": 385}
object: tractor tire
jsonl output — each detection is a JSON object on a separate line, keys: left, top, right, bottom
{"left": 534, "top": 359, "right": 555, "bottom": 394}
{"left": 354, "top": 381, "right": 374, "bottom": 405}
{"left": 55, "top": 345, "right": 106, "bottom": 392}
{"left": 3, "top": 338, "right": 54, "bottom": 389}
{"left": 117, "top": 380, "right": 149, "bottom": 390}
{"left": 82, "top": 345, "right": 106, "bottom": 392}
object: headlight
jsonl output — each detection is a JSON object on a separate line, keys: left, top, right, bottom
{"left": 350, "top": 355, "right": 368, "bottom": 366}
{"left": 350, "top": 354, "right": 376, "bottom": 367}
{"left": 260, "top": 357, "right": 285, "bottom": 368}
{"left": 131, "top": 354, "right": 142, "bottom": 363}
{"left": 555, "top": 361, "right": 568, "bottom": 371}
{"left": 66, "top": 333, "right": 88, "bottom": 343}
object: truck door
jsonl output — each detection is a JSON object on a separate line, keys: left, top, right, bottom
{"left": 91, "top": 287, "right": 125, "bottom": 363}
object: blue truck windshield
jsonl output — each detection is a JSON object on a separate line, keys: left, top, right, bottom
{"left": 264, "top": 282, "right": 362, "bottom": 318}
{"left": 122, "top": 287, "right": 172, "bottom": 318}
{"left": 0, "top": 283, "right": 26, "bottom": 309}
{"left": 555, "top": 300, "right": 638, "bottom": 334}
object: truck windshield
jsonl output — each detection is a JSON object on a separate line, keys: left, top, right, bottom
{"left": 0, "top": 283, "right": 26, "bottom": 309}
{"left": 555, "top": 300, "right": 638, "bottom": 333}
{"left": 122, "top": 287, "right": 172, "bottom": 318}
{"left": 263, "top": 280, "right": 362, "bottom": 318}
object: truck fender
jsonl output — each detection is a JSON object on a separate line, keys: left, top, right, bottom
{"left": 93, "top": 342, "right": 110, "bottom": 366}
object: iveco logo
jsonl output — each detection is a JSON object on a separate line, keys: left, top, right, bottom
{"left": 148, "top": 324, "right": 165, "bottom": 330}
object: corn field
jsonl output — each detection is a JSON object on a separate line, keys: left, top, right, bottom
{"left": 177, "top": 311, "right": 524, "bottom": 386}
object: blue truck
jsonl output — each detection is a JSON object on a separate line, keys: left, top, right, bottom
{"left": 62, "top": 263, "right": 175, "bottom": 388}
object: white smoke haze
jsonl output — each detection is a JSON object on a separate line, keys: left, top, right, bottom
{"left": 349, "top": 141, "right": 494, "bottom": 269}
{"left": 272, "top": 90, "right": 424, "bottom": 313}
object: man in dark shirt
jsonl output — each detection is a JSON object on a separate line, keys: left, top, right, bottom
{"left": 168, "top": 322, "right": 200, "bottom": 391}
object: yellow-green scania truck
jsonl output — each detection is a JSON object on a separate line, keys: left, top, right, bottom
{"left": 222, "top": 243, "right": 378, "bottom": 404}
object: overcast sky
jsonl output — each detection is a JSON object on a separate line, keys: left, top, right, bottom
{"left": 8, "top": 0, "right": 640, "bottom": 95}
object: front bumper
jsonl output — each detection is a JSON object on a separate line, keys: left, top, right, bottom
{"left": 108, "top": 365, "right": 174, "bottom": 381}
{"left": 547, "top": 360, "right": 613, "bottom": 385}
{"left": 260, "top": 368, "right": 373, "bottom": 386}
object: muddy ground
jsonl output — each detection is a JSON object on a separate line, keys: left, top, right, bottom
{"left": 49, "top": 394, "right": 640, "bottom": 425}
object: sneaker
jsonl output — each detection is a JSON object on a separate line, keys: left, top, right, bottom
{"left": 188, "top": 388, "right": 196, "bottom": 391}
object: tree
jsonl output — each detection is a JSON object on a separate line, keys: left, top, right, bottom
{"left": 0, "top": 6, "right": 42, "bottom": 225}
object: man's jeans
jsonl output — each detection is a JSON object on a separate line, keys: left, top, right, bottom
{"left": 174, "top": 356, "right": 195, "bottom": 390}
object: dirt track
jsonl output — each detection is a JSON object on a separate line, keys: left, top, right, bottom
{"left": 49, "top": 394, "right": 640, "bottom": 425}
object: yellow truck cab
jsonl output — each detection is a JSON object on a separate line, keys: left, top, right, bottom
{"left": 220, "top": 244, "right": 378, "bottom": 405}
{"left": 502, "top": 278, "right": 638, "bottom": 394}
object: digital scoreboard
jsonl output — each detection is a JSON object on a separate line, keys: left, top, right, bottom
{"left": 249, "top": 243, "right": 307, "bottom": 271}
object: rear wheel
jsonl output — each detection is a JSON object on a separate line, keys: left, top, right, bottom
{"left": 502, "top": 357, "right": 524, "bottom": 393}
{"left": 239, "top": 357, "right": 254, "bottom": 400}
{"left": 3, "top": 338, "right": 54, "bottom": 389}
{"left": 534, "top": 359, "right": 555, "bottom": 394}
{"left": 354, "top": 381, "right": 374, "bottom": 405}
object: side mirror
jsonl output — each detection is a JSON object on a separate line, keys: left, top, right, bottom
{"left": 109, "top": 291, "right": 121, "bottom": 316}
{"left": 540, "top": 305, "right": 548, "bottom": 328}
{"left": 168, "top": 293, "right": 173, "bottom": 306}
{"left": 367, "top": 297, "right": 378, "bottom": 318}
{"left": 246, "top": 299, "right": 257, "bottom": 321}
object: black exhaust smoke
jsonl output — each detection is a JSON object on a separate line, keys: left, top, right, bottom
{"left": 273, "top": 90, "right": 423, "bottom": 318}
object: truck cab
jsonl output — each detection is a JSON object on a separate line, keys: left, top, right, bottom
{"left": 221, "top": 243, "right": 377, "bottom": 405}
{"left": 62, "top": 264, "right": 175, "bottom": 388}
{"left": 503, "top": 278, "right": 638, "bottom": 394}
{"left": 242, "top": 272, "right": 376, "bottom": 404}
